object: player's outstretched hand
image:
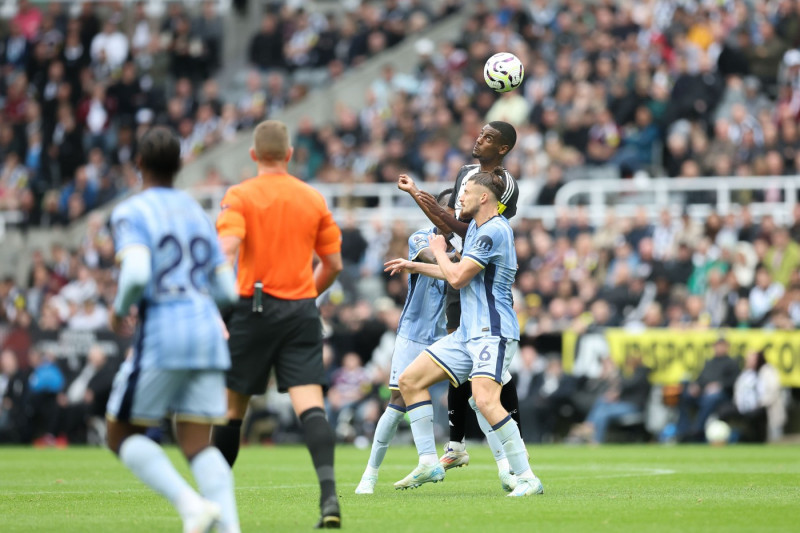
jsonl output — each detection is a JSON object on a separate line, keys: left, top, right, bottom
{"left": 384, "top": 257, "right": 413, "bottom": 276}
{"left": 398, "top": 174, "right": 417, "bottom": 193}
{"left": 417, "top": 191, "right": 439, "bottom": 212}
{"left": 428, "top": 233, "right": 447, "bottom": 254}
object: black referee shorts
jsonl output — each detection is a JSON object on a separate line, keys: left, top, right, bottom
{"left": 445, "top": 284, "right": 461, "bottom": 332}
{"left": 226, "top": 293, "right": 324, "bottom": 395}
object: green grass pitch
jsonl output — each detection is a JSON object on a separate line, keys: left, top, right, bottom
{"left": 1, "top": 444, "right": 799, "bottom": 532}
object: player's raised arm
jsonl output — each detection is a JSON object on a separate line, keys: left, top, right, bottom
{"left": 416, "top": 191, "right": 470, "bottom": 239}
{"left": 398, "top": 174, "right": 456, "bottom": 236}
{"left": 427, "top": 234, "right": 482, "bottom": 289}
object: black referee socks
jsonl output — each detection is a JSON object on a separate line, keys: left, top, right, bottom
{"left": 299, "top": 407, "right": 338, "bottom": 505}
{"left": 212, "top": 419, "right": 243, "bottom": 467}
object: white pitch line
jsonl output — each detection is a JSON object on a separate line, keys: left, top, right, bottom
{"left": 2, "top": 467, "right": 676, "bottom": 496}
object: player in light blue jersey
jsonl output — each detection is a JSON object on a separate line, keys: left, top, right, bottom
{"left": 105, "top": 127, "right": 242, "bottom": 533}
{"left": 385, "top": 168, "right": 543, "bottom": 497}
{"left": 354, "top": 189, "right": 453, "bottom": 494}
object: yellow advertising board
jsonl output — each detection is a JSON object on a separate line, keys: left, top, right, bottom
{"left": 562, "top": 329, "right": 800, "bottom": 387}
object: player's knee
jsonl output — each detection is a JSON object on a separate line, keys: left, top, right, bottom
{"left": 397, "top": 371, "right": 417, "bottom": 394}
{"left": 472, "top": 386, "right": 500, "bottom": 415}
{"left": 472, "top": 394, "right": 494, "bottom": 415}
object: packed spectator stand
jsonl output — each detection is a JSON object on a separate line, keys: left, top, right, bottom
{"left": 1, "top": 0, "right": 799, "bottom": 447}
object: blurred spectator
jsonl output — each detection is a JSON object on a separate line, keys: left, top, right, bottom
{"left": 27, "top": 350, "right": 64, "bottom": 445}
{"left": 676, "top": 338, "right": 740, "bottom": 442}
{"left": 47, "top": 345, "right": 115, "bottom": 444}
{"left": 569, "top": 356, "right": 651, "bottom": 444}
{"left": 249, "top": 14, "right": 285, "bottom": 72}
{"left": 327, "top": 352, "right": 372, "bottom": 437}
{"left": 0, "top": 349, "right": 30, "bottom": 443}
{"left": 749, "top": 266, "right": 785, "bottom": 323}
{"left": 765, "top": 227, "right": 800, "bottom": 286}
{"left": 727, "top": 351, "right": 786, "bottom": 443}
{"left": 517, "top": 355, "right": 576, "bottom": 443}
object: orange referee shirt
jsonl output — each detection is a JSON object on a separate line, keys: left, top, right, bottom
{"left": 216, "top": 172, "right": 342, "bottom": 300}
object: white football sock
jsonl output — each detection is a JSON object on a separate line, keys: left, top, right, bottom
{"left": 493, "top": 416, "right": 534, "bottom": 480}
{"left": 191, "top": 447, "right": 240, "bottom": 533}
{"left": 119, "top": 434, "right": 202, "bottom": 519}
{"left": 367, "top": 404, "right": 405, "bottom": 471}
{"left": 407, "top": 401, "right": 437, "bottom": 464}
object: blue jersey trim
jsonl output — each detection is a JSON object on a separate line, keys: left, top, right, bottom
{"left": 397, "top": 273, "right": 418, "bottom": 330}
{"left": 118, "top": 301, "right": 147, "bottom": 422}
{"left": 494, "top": 337, "right": 507, "bottom": 383}
{"left": 484, "top": 263, "right": 501, "bottom": 336}
{"left": 463, "top": 253, "right": 487, "bottom": 267}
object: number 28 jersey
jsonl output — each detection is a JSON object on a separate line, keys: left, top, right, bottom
{"left": 111, "top": 187, "right": 230, "bottom": 370}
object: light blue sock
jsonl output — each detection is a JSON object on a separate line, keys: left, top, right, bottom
{"left": 367, "top": 404, "right": 406, "bottom": 470}
{"left": 191, "top": 447, "right": 240, "bottom": 532}
{"left": 469, "top": 398, "right": 508, "bottom": 467}
{"left": 407, "top": 400, "right": 437, "bottom": 464}
{"left": 492, "top": 416, "right": 533, "bottom": 479}
{"left": 119, "top": 434, "right": 201, "bottom": 517}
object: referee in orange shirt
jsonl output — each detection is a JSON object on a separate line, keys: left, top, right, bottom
{"left": 213, "top": 120, "right": 343, "bottom": 529}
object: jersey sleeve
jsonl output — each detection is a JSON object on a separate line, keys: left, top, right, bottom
{"left": 463, "top": 222, "right": 505, "bottom": 269}
{"left": 110, "top": 203, "right": 149, "bottom": 260}
{"left": 448, "top": 167, "right": 468, "bottom": 209}
{"left": 408, "top": 230, "right": 430, "bottom": 261}
{"left": 216, "top": 188, "right": 246, "bottom": 239}
{"left": 315, "top": 206, "right": 342, "bottom": 256}
{"left": 499, "top": 171, "right": 518, "bottom": 220}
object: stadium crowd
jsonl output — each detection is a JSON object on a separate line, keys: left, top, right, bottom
{"left": 0, "top": 0, "right": 460, "bottom": 227}
{"left": 1, "top": 0, "right": 798, "bottom": 446}
{"left": 285, "top": 0, "right": 800, "bottom": 198}
{"left": 0, "top": 202, "right": 794, "bottom": 445}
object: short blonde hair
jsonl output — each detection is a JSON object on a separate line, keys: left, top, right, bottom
{"left": 253, "top": 120, "right": 289, "bottom": 162}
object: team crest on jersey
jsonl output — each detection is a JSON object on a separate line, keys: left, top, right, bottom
{"left": 475, "top": 235, "right": 494, "bottom": 252}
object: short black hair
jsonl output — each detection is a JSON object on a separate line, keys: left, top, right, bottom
{"left": 488, "top": 121, "right": 517, "bottom": 152}
{"left": 437, "top": 187, "right": 454, "bottom": 207}
{"left": 138, "top": 126, "right": 181, "bottom": 185}
{"left": 470, "top": 167, "right": 505, "bottom": 201}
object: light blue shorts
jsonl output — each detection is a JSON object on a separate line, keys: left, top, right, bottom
{"left": 425, "top": 334, "right": 516, "bottom": 387}
{"left": 389, "top": 335, "right": 432, "bottom": 390}
{"left": 106, "top": 359, "right": 227, "bottom": 427}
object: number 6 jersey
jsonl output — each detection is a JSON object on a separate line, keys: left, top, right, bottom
{"left": 459, "top": 216, "right": 520, "bottom": 342}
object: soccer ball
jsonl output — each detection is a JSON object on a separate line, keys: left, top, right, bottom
{"left": 484, "top": 52, "right": 524, "bottom": 93}
{"left": 705, "top": 419, "right": 731, "bottom": 445}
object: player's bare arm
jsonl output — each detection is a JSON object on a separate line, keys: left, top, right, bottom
{"left": 384, "top": 257, "right": 447, "bottom": 280}
{"left": 416, "top": 191, "right": 470, "bottom": 238}
{"left": 220, "top": 235, "right": 242, "bottom": 266}
{"left": 417, "top": 246, "right": 457, "bottom": 265}
{"left": 428, "top": 234, "right": 482, "bottom": 289}
{"left": 398, "top": 174, "right": 452, "bottom": 235}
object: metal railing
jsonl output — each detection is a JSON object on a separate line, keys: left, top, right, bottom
{"left": 553, "top": 175, "right": 800, "bottom": 226}
{"left": 188, "top": 175, "right": 800, "bottom": 229}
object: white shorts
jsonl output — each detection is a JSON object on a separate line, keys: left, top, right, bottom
{"left": 389, "top": 336, "right": 431, "bottom": 390}
{"left": 425, "top": 334, "right": 517, "bottom": 387}
{"left": 106, "top": 360, "right": 227, "bottom": 427}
